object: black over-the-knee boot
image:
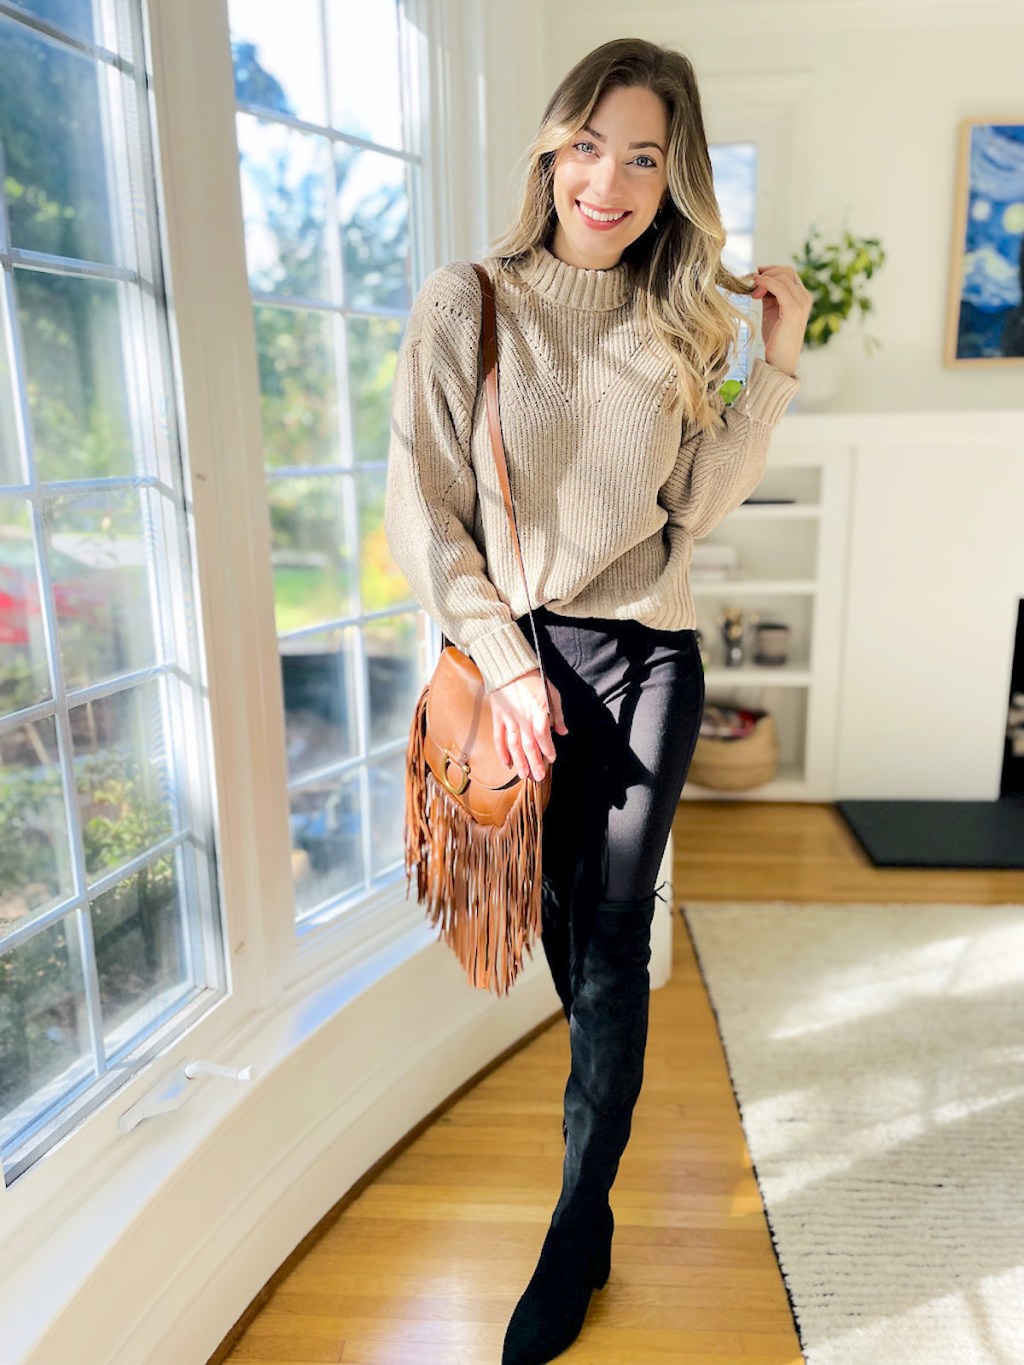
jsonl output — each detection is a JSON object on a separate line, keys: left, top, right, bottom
{"left": 502, "top": 890, "right": 657, "bottom": 1365}
{"left": 540, "top": 873, "right": 573, "bottom": 1024}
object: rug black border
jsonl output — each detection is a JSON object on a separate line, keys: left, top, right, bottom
{"left": 679, "top": 902, "right": 809, "bottom": 1363}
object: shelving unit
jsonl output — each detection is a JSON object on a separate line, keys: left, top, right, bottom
{"left": 681, "top": 436, "right": 853, "bottom": 802}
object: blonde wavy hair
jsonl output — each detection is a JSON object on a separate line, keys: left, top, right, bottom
{"left": 487, "top": 38, "right": 757, "bottom": 437}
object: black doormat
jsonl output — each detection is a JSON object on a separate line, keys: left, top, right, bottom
{"left": 835, "top": 799, "right": 1024, "bottom": 869}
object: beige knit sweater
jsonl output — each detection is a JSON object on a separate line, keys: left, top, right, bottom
{"left": 384, "top": 246, "right": 801, "bottom": 693}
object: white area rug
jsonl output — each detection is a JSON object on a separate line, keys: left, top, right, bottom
{"left": 682, "top": 900, "right": 1024, "bottom": 1365}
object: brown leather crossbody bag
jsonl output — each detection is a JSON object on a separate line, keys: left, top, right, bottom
{"left": 402, "top": 262, "right": 553, "bottom": 996}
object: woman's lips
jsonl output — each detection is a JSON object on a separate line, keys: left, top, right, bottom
{"left": 575, "top": 200, "right": 632, "bottom": 231}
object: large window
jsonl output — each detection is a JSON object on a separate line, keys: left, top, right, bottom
{"left": 228, "top": 0, "right": 426, "bottom": 926}
{"left": 0, "top": 1, "right": 224, "bottom": 1182}
{"left": 710, "top": 141, "right": 759, "bottom": 380}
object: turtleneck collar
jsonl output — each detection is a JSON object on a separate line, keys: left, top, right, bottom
{"left": 512, "top": 244, "right": 632, "bottom": 312}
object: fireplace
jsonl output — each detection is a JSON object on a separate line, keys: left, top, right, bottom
{"left": 1001, "top": 599, "right": 1024, "bottom": 799}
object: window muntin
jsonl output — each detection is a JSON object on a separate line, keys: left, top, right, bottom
{"left": 0, "top": 3, "right": 225, "bottom": 1184}
{"left": 229, "top": 0, "right": 423, "bottom": 925}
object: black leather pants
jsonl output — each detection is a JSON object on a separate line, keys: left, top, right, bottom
{"left": 514, "top": 606, "right": 705, "bottom": 1236}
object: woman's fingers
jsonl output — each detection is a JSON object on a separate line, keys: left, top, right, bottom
{"left": 548, "top": 682, "right": 569, "bottom": 736}
{"left": 494, "top": 725, "right": 512, "bottom": 770}
{"left": 506, "top": 728, "right": 530, "bottom": 782}
{"left": 491, "top": 675, "right": 567, "bottom": 782}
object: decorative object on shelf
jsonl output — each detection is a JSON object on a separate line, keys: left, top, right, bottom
{"left": 691, "top": 542, "right": 742, "bottom": 582}
{"left": 754, "top": 621, "right": 791, "bottom": 666}
{"left": 945, "top": 118, "right": 1024, "bottom": 364}
{"left": 717, "top": 606, "right": 759, "bottom": 668}
{"left": 790, "top": 221, "right": 886, "bottom": 410}
{"left": 689, "top": 704, "right": 780, "bottom": 790}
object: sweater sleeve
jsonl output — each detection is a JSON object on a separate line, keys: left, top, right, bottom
{"left": 383, "top": 262, "right": 541, "bottom": 693}
{"left": 659, "top": 357, "right": 801, "bottom": 540}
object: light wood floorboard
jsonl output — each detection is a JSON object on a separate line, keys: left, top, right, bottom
{"left": 214, "top": 801, "right": 1024, "bottom": 1364}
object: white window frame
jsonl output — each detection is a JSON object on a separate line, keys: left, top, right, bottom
{"left": 0, "top": 0, "right": 478, "bottom": 1258}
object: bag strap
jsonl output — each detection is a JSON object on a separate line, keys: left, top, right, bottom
{"left": 441, "top": 262, "right": 550, "bottom": 715}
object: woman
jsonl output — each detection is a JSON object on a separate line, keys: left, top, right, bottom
{"left": 384, "top": 36, "right": 810, "bottom": 1365}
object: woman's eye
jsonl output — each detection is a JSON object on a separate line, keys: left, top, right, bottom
{"left": 572, "top": 141, "right": 596, "bottom": 154}
{"left": 634, "top": 154, "right": 657, "bottom": 169}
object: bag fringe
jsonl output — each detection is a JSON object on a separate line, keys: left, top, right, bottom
{"left": 403, "top": 686, "right": 544, "bottom": 996}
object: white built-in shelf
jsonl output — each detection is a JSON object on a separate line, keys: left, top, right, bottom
{"left": 702, "top": 666, "right": 813, "bottom": 686}
{"left": 728, "top": 503, "right": 822, "bottom": 518}
{"left": 681, "top": 441, "right": 852, "bottom": 802}
{"left": 691, "top": 578, "right": 818, "bottom": 594}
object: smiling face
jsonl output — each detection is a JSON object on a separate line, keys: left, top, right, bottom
{"left": 549, "top": 83, "right": 670, "bottom": 271}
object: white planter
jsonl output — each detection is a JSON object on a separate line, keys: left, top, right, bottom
{"left": 793, "top": 344, "right": 841, "bottom": 410}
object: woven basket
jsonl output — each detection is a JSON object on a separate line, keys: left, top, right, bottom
{"left": 689, "top": 710, "right": 779, "bottom": 790}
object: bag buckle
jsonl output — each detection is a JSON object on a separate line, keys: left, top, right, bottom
{"left": 440, "top": 749, "right": 471, "bottom": 796}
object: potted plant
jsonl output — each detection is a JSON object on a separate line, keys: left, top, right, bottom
{"left": 789, "top": 222, "right": 887, "bottom": 408}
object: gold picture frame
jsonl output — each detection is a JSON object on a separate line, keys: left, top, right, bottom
{"left": 944, "top": 116, "right": 1024, "bottom": 366}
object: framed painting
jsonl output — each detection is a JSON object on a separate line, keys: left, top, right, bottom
{"left": 945, "top": 117, "right": 1024, "bottom": 365}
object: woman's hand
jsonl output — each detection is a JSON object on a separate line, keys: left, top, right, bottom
{"left": 491, "top": 668, "right": 569, "bottom": 782}
{"left": 751, "top": 265, "right": 813, "bottom": 378}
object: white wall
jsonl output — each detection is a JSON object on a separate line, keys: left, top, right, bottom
{"left": 481, "top": 0, "right": 1023, "bottom": 414}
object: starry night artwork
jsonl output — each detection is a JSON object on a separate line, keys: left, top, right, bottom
{"left": 946, "top": 118, "right": 1024, "bottom": 365}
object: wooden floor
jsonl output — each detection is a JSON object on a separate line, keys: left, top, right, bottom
{"left": 215, "top": 802, "right": 1024, "bottom": 1365}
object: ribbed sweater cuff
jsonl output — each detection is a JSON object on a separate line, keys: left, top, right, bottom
{"left": 734, "top": 357, "right": 801, "bottom": 426}
{"left": 468, "top": 621, "right": 541, "bottom": 693}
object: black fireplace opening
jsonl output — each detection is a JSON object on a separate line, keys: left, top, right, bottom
{"left": 1000, "top": 597, "right": 1024, "bottom": 799}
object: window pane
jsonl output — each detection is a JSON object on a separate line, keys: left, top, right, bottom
{"left": 0, "top": 714, "right": 73, "bottom": 936}
{"left": 230, "top": 0, "right": 327, "bottom": 126}
{"left": 8, "top": 0, "right": 99, "bottom": 46}
{"left": 0, "top": 497, "right": 50, "bottom": 706}
{"left": 710, "top": 141, "right": 757, "bottom": 377}
{"left": 282, "top": 625, "right": 358, "bottom": 782}
{"left": 232, "top": 0, "right": 425, "bottom": 925}
{"left": 254, "top": 304, "right": 341, "bottom": 468}
{"left": 44, "top": 487, "right": 158, "bottom": 691}
{"left": 290, "top": 768, "right": 363, "bottom": 915}
{"left": 71, "top": 680, "right": 175, "bottom": 881}
{"left": 348, "top": 315, "right": 402, "bottom": 464}
{"left": 0, "top": 916, "right": 92, "bottom": 1153}
{"left": 338, "top": 147, "right": 411, "bottom": 311}
{"left": 269, "top": 475, "right": 355, "bottom": 632}
{"left": 0, "top": 2, "right": 224, "bottom": 1181}
{"left": 358, "top": 468, "right": 405, "bottom": 611}
{"left": 237, "top": 115, "right": 332, "bottom": 298}
{"left": 368, "top": 751, "right": 403, "bottom": 876}
{"left": 326, "top": 0, "right": 404, "bottom": 151}
{"left": 92, "top": 851, "right": 194, "bottom": 1057}
{"left": 365, "top": 613, "right": 419, "bottom": 750}
{"left": 0, "top": 17, "right": 117, "bottom": 263}
{"left": 16, "top": 271, "right": 134, "bottom": 483}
